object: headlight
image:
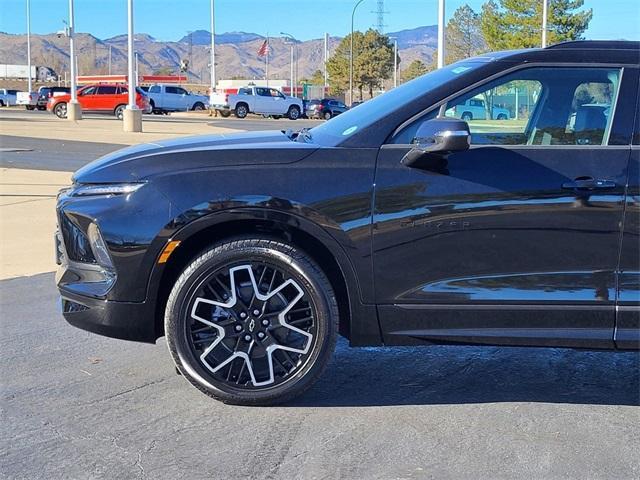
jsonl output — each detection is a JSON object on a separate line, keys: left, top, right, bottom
{"left": 71, "top": 183, "right": 144, "bottom": 197}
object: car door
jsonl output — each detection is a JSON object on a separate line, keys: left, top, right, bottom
{"left": 254, "top": 87, "right": 274, "bottom": 113}
{"left": 77, "top": 86, "right": 99, "bottom": 110}
{"left": 95, "top": 85, "right": 118, "bottom": 111}
{"left": 616, "top": 76, "right": 640, "bottom": 349}
{"left": 373, "top": 64, "right": 637, "bottom": 349}
{"left": 174, "top": 87, "right": 190, "bottom": 110}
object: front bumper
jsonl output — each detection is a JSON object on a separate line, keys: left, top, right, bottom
{"left": 59, "top": 286, "right": 157, "bottom": 343}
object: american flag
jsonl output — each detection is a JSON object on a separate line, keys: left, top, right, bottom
{"left": 257, "top": 39, "right": 270, "bottom": 57}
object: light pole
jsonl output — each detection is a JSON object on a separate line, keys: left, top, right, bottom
{"left": 350, "top": 0, "right": 366, "bottom": 105}
{"left": 323, "top": 32, "right": 329, "bottom": 89}
{"left": 123, "top": 0, "right": 142, "bottom": 132}
{"left": 437, "top": 0, "right": 445, "bottom": 69}
{"left": 541, "top": 0, "right": 548, "bottom": 47}
{"left": 389, "top": 36, "right": 398, "bottom": 88}
{"left": 26, "top": 0, "right": 32, "bottom": 93}
{"left": 281, "top": 32, "right": 297, "bottom": 97}
{"left": 67, "top": 0, "right": 81, "bottom": 120}
{"left": 210, "top": 0, "right": 216, "bottom": 92}
{"left": 108, "top": 44, "right": 112, "bottom": 75}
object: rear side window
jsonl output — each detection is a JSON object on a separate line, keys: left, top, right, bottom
{"left": 97, "top": 86, "right": 117, "bottom": 94}
{"left": 149, "top": 85, "right": 161, "bottom": 93}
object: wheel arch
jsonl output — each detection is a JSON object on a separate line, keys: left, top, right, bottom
{"left": 148, "top": 209, "right": 380, "bottom": 347}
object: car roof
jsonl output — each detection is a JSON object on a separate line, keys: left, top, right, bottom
{"left": 489, "top": 40, "right": 640, "bottom": 65}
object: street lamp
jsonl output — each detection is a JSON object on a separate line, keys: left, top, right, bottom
{"left": 26, "top": 0, "right": 32, "bottom": 94}
{"left": 437, "top": 0, "right": 445, "bottom": 69}
{"left": 350, "top": 0, "right": 366, "bottom": 106}
{"left": 123, "top": 0, "right": 142, "bottom": 132}
{"left": 67, "top": 0, "right": 81, "bottom": 120}
{"left": 541, "top": 0, "right": 548, "bottom": 47}
{"left": 389, "top": 36, "right": 398, "bottom": 88}
{"left": 210, "top": 0, "right": 216, "bottom": 92}
{"left": 280, "top": 32, "right": 297, "bottom": 98}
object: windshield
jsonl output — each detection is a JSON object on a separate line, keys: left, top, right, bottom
{"left": 308, "top": 61, "right": 484, "bottom": 146}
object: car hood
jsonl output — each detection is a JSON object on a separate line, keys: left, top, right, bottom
{"left": 73, "top": 130, "right": 319, "bottom": 184}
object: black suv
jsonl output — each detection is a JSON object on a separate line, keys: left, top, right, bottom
{"left": 37, "top": 86, "right": 70, "bottom": 110}
{"left": 55, "top": 41, "right": 640, "bottom": 405}
{"left": 306, "top": 98, "right": 348, "bottom": 120}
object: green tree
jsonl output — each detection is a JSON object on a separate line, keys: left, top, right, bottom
{"left": 327, "top": 29, "right": 396, "bottom": 100}
{"left": 401, "top": 59, "right": 429, "bottom": 82}
{"left": 447, "top": 5, "right": 486, "bottom": 62}
{"left": 481, "top": 0, "right": 592, "bottom": 50}
{"left": 309, "top": 69, "right": 325, "bottom": 85}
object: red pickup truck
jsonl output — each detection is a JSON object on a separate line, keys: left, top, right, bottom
{"left": 48, "top": 83, "right": 151, "bottom": 119}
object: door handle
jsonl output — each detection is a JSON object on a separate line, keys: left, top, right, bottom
{"left": 562, "top": 177, "right": 616, "bottom": 191}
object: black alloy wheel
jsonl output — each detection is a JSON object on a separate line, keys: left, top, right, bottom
{"left": 165, "top": 238, "right": 338, "bottom": 405}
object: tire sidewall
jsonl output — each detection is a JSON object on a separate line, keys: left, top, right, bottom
{"left": 165, "top": 239, "right": 337, "bottom": 405}
{"left": 288, "top": 106, "right": 300, "bottom": 120}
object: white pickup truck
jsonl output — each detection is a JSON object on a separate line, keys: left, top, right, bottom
{"left": 145, "top": 84, "right": 208, "bottom": 114}
{"left": 210, "top": 86, "right": 303, "bottom": 120}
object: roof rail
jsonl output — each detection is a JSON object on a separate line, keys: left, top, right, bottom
{"left": 547, "top": 40, "right": 640, "bottom": 50}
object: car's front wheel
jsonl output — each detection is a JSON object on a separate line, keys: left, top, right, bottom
{"left": 114, "top": 104, "right": 126, "bottom": 120}
{"left": 165, "top": 238, "right": 338, "bottom": 405}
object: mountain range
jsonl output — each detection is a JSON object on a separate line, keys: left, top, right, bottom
{"left": 0, "top": 26, "right": 437, "bottom": 84}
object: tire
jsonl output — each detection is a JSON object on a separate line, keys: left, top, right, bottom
{"left": 323, "top": 111, "right": 332, "bottom": 121}
{"left": 26, "top": 105, "right": 35, "bottom": 111}
{"left": 0, "top": 100, "right": 5, "bottom": 107}
{"left": 37, "top": 106, "right": 46, "bottom": 111}
{"left": 53, "top": 102, "right": 67, "bottom": 119}
{"left": 165, "top": 238, "right": 339, "bottom": 406}
{"left": 192, "top": 102, "right": 205, "bottom": 111}
{"left": 461, "top": 112, "right": 473, "bottom": 121}
{"left": 234, "top": 103, "right": 248, "bottom": 119}
{"left": 271, "top": 115, "right": 282, "bottom": 120}
{"left": 287, "top": 105, "right": 301, "bottom": 120}
{"left": 114, "top": 104, "right": 125, "bottom": 120}
{"left": 497, "top": 113, "right": 507, "bottom": 120}
{"left": 219, "top": 110, "right": 231, "bottom": 118}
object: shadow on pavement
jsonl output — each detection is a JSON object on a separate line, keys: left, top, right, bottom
{"left": 291, "top": 338, "right": 640, "bottom": 408}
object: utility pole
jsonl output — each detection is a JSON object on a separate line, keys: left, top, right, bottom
{"left": 108, "top": 44, "right": 112, "bottom": 75}
{"left": 387, "top": 36, "right": 398, "bottom": 88}
{"left": 281, "top": 32, "right": 298, "bottom": 97}
{"left": 26, "top": 0, "right": 32, "bottom": 93}
{"left": 437, "top": 0, "right": 445, "bottom": 69}
{"left": 323, "top": 32, "right": 328, "bottom": 89}
{"left": 123, "top": 0, "right": 142, "bottom": 132}
{"left": 350, "top": 0, "right": 366, "bottom": 106}
{"left": 67, "top": 0, "right": 81, "bottom": 120}
{"left": 542, "top": 0, "right": 548, "bottom": 47}
{"left": 210, "top": 0, "right": 216, "bottom": 92}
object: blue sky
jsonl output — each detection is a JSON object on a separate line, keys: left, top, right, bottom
{"left": 1, "top": 0, "right": 639, "bottom": 42}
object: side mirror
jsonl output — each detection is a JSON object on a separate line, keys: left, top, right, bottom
{"left": 402, "top": 117, "right": 471, "bottom": 168}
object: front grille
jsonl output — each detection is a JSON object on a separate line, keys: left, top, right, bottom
{"left": 59, "top": 213, "right": 96, "bottom": 264}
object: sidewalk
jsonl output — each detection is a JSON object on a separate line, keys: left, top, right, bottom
{"left": 0, "top": 168, "right": 72, "bottom": 279}
{"left": 0, "top": 113, "right": 241, "bottom": 145}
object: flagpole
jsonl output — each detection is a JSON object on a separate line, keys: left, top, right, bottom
{"left": 265, "top": 35, "right": 269, "bottom": 87}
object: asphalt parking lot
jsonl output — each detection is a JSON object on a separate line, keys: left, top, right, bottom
{"left": 1, "top": 111, "right": 639, "bottom": 479}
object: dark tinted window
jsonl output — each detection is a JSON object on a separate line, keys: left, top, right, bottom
{"left": 97, "top": 86, "right": 117, "bottom": 94}
{"left": 81, "top": 87, "right": 97, "bottom": 96}
{"left": 255, "top": 88, "right": 270, "bottom": 97}
{"left": 166, "top": 86, "right": 179, "bottom": 94}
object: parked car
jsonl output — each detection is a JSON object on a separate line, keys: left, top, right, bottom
{"left": 146, "top": 84, "right": 208, "bottom": 114}
{"left": 0, "top": 88, "right": 19, "bottom": 106}
{"left": 16, "top": 91, "right": 38, "bottom": 110}
{"left": 48, "top": 84, "right": 151, "bottom": 119}
{"left": 55, "top": 41, "right": 640, "bottom": 406}
{"left": 306, "top": 98, "right": 348, "bottom": 120}
{"left": 210, "top": 86, "right": 303, "bottom": 119}
{"left": 448, "top": 96, "right": 511, "bottom": 121}
{"left": 37, "top": 86, "right": 70, "bottom": 111}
